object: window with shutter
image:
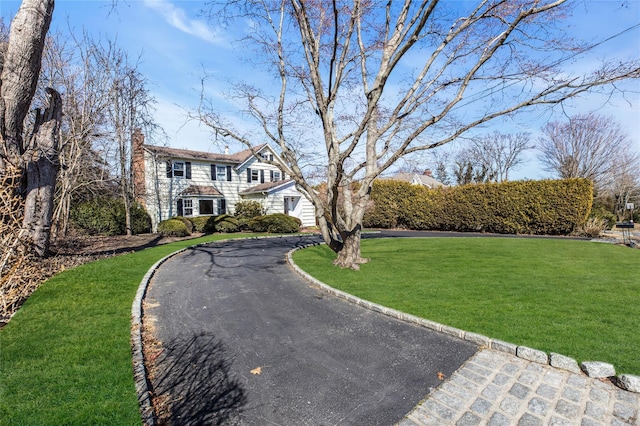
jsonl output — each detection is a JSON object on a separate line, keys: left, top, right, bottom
{"left": 173, "top": 161, "right": 185, "bottom": 178}
{"left": 260, "top": 170, "right": 265, "bottom": 183}
{"left": 216, "top": 165, "right": 227, "bottom": 181}
{"left": 185, "top": 162, "right": 192, "bottom": 179}
{"left": 211, "top": 164, "right": 216, "bottom": 180}
{"left": 226, "top": 165, "right": 232, "bottom": 181}
{"left": 247, "top": 168, "right": 252, "bottom": 183}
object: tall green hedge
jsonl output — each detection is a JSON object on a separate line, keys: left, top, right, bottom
{"left": 71, "top": 197, "right": 151, "bottom": 235}
{"left": 363, "top": 179, "right": 592, "bottom": 235}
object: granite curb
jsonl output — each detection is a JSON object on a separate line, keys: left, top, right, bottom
{"left": 131, "top": 247, "right": 190, "bottom": 426}
{"left": 286, "top": 243, "right": 639, "bottom": 396}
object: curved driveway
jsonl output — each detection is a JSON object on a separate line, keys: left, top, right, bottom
{"left": 145, "top": 233, "right": 477, "bottom": 425}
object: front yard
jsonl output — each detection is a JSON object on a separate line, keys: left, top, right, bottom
{"left": 293, "top": 237, "right": 640, "bottom": 375}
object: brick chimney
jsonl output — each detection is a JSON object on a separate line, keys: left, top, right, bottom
{"left": 423, "top": 169, "right": 433, "bottom": 177}
{"left": 132, "top": 129, "right": 146, "bottom": 206}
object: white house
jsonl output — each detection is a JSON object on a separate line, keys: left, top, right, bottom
{"left": 132, "top": 131, "right": 316, "bottom": 231}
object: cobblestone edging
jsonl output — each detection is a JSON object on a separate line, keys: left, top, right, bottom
{"left": 131, "top": 248, "right": 189, "bottom": 426}
{"left": 286, "top": 244, "right": 640, "bottom": 396}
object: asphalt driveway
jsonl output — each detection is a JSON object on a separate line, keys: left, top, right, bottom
{"left": 145, "top": 234, "right": 477, "bottom": 425}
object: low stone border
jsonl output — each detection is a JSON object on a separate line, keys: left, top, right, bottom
{"left": 131, "top": 247, "right": 190, "bottom": 426}
{"left": 286, "top": 243, "right": 640, "bottom": 394}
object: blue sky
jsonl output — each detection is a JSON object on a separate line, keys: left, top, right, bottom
{"left": 1, "top": 0, "right": 639, "bottom": 180}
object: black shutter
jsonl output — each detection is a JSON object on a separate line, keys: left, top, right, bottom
{"left": 166, "top": 161, "right": 172, "bottom": 178}
{"left": 218, "top": 199, "right": 227, "bottom": 215}
{"left": 226, "top": 165, "right": 232, "bottom": 181}
{"left": 270, "top": 170, "right": 274, "bottom": 182}
{"left": 211, "top": 164, "right": 216, "bottom": 181}
{"left": 185, "top": 162, "right": 192, "bottom": 179}
{"left": 177, "top": 199, "right": 183, "bottom": 216}
{"left": 247, "top": 168, "right": 252, "bottom": 183}
{"left": 260, "top": 170, "right": 265, "bottom": 183}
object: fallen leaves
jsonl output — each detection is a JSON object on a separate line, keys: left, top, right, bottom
{"left": 437, "top": 372, "right": 446, "bottom": 381}
{"left": 250, "top": 367, "right": 262, "bottom": 375}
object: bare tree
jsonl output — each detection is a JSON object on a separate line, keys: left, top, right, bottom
{"left": 39, "top": 30, "right": 116, "bottom": 237}
{"left": 200, "top": 0, "right": 640, "bottom": 269}
{"left": 96, "top": 42, "right": 157, "bottom": 236}
{"left": 606, "top": 150, "right": 640, "bottom": 221}
{"left": 469, "top": 132, "right": 532, "bottom": 182}
{"left": 537, "top": 113, "right": 635, "bottom": 191}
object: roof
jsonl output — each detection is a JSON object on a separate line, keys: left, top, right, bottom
{"left": 179, "top": 185, "right": 223, "bottom": 197}
{"left": 143, "top": 144, "right": 267, "bottom": 165}
{"left": 240, "top": 179, "right": 294, "bottom": 195}
{"left": 392, "top": 172, "right": 446, "bottom": 188}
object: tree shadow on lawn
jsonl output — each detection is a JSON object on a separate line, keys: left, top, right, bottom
{"left": 150, "top": 332, "right": 247, "bottom": 425}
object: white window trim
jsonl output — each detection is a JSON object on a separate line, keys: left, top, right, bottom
{"left": 183, "top": 198, "right": 193, "bottom": 216}
{"left": 216, "top": 165, "right": 227, "bottom": 181}
{"left": 173, "top": 161, "right": 185, "bottom": 178}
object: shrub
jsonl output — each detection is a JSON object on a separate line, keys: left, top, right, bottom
{"left": 157, "top": 219, "right": 190, "bottom": 237}
{"left": 248, "top": 214, "right": 301, "bottom": 233}
{"left": 589, "top": 206, "right": 616, "bottom": 229}
{"left": 190, "top": 216, "right": 210, "bottom": 233}
{"left": 71, "top": 197, "right": 151, "bottom": 236}
{"left": 575, "top": 216, "right": 608, "bottom": 238}
{"left": 234, "top": 201, "right": 265, "bottom": 219}
{"left": 173, "top": 216, "right": 194, "bottom": 234}
{"left": 210, "top": 214, "right": 240, "bottom": 233}
{"left": 130, "top": 203, "right": 152, "bottom": 234}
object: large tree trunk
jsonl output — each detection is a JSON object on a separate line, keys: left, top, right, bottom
{"left": 1, "top": 0, "right": 54, "bottom": 170}
{"left": 22, "top": 88, "right": 62, "bottom": 256}
{"left": 333, "top": 227, "right": 368, "bottom": 270}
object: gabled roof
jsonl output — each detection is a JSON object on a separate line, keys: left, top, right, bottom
{"left": 240, "top": 179, "right": 294, "bottom": 195}
{"left": 179, "top": 185, "right": 223, "bottom": 197}
{"left": 143, "top": 144, "right": 267, "bottom": 165}
{"left": 392, "top": 172, "right": 446, "bottom": 188}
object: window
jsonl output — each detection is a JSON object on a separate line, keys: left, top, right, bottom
{"left": 217, "top": 166, "right": 228, "bottom": 181}
{"left": 251, "top": 169, "right": 260, "bottom": 182}
{"left": 183, "top": 199, "right": 193, "bottom": 216}
{"left": 173, "top": 161, "right": 185, "bottom": 178}
{"left": 199, "top": 200, "right": 214, "bottom": 215}
{"left": 168, "top": 161, "right": 190, "bottom": 179}
{"left": 271, "top": 170, "right": 281, "bottom": 182}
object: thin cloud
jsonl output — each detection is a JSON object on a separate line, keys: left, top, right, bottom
{"left": 143, "top": 0, "right": 226, "bottom": 46}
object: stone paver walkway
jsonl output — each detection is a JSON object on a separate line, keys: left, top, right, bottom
{"left": 400, "top": 349, "right": 639, "bottom": 426}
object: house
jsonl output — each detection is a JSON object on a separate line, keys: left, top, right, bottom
{"left": 391, "top": 170, "right": 447, "bottom": 188}
{"left": 132, "top": 131, "right": 316, "bottom": 231}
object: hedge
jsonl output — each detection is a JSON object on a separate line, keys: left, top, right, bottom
{"left": 71, "top": 197, "right": 151, "bottom": 236}
{"left": 363, "top": 178, "right": 593, "bottom": 235}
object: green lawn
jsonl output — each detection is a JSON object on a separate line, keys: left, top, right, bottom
{"left": 0, "top": 233, "right": 256, "bottom": 425}
{"left": 293, "top": 237, "right": 640, "bottom": 375}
